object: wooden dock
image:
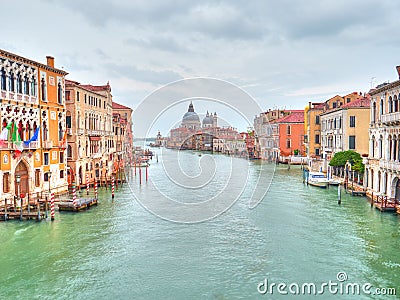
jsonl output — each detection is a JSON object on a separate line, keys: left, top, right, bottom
{"left": 372, "top": 196, "right": 398, "bottom": 212}
{"left": 350, "top": 190, "right": 366, "bottom": 197}
{"left": 58, "top": 198, "right": 98, "bottom": 212}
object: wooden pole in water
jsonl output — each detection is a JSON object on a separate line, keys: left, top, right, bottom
{"left": 86, "top": 174, "right": 90, "bottom": 195}
{"left": 139, "top": 166, "right": 142, "bottom": 185}
{"left": 94, "top": 180, "right": 98, "bottom": 199}
{"left": 37, "top": 197, "right": 41, "bottom": 221}
{"left": 371, "top": 192, "right": 374, "bottom": 208}
{"left": 111, "top": 176, "right": 115, "bottom": 199}
{"left": 50, "top": 192, "right": 55, "bottom": 221}
{"left": 338, "top": 185, "right": 341, "bottom": 205}
{"left": 146, "top": 165, "right": 148, "bottom": 182}
{"left": 4, "top": 198, "right": 7, "bottom": 221}
{"left": 45, "top": 196, "right": 48, "bottom": 219}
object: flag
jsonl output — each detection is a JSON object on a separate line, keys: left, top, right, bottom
{"left": 24, "top": 127, "right": 40, "bottom": 146}
{"left": 0, "top": 122, "right": 12, "bottom": 141}
{"left": 12, "top": 123, "right": 23, "bottom": 158}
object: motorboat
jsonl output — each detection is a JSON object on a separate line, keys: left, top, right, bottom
{"left": 307, "top": 172, "right": 329, "bottom": 188}
{"left": 328, "top": 178, "right": 341, "bottom": 186}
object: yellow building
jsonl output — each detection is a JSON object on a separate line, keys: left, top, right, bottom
{"left": 0, "top": 49, "right": 67, "bottom": 205}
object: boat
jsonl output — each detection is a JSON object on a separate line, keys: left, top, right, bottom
{"left": 307, "top": 172, "right": 329, "bottom": 188}
{"left": 328, "top": 178, "right": 341, "bottom": 186}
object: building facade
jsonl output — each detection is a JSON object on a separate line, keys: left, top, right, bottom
{"left": 65, "top": 80, "right": 114, "bottom": 188}
{"left": 0, "top": 50, "right": 68, "bottom": 205}
{"left": 367, "top": 66, "right": 400, "bottom": 200}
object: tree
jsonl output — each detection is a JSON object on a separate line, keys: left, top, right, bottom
{"left": 329, "top": 150, "right": 365, "bottom": 173}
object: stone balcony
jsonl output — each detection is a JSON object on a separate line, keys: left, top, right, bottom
{"left": 379, "top": 159, "right": 400, "bottom": 171}
{"left": 381, "top": 112, "right": 400, "bottom": 125}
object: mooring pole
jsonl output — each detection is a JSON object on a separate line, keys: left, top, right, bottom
{"left": 338, "top": 185, "right": 341, "bottom": 205}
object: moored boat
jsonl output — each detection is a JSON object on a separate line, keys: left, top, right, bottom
{"left": 307, "top": 172, "right": 329, "bottom": 188}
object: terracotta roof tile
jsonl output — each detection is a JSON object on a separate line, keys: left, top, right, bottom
{"left": 274, "top": 111, "right": 304, "bottom": 123}
{"left": 341, "top": 96, "right": 371, "bottom": 108}
{"left": 112, "top": 102, "right": 131, "bottom": 110}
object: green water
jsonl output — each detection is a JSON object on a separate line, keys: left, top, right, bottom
{"left": 0, "top": 149, "right": 399, "bottom": 299}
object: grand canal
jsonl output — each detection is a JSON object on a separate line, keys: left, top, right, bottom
{"left": 1, "top": 148, "right": 399, "bottom": 299}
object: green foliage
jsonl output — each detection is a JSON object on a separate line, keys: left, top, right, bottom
{"left": 329, "top": 150, "right": 365, "bottom": 173}
{"left": 293, "top": 149, "right": 299, "bottom": 155}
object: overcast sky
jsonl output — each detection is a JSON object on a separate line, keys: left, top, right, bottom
{"left": 2, "top": 0, "right": 400, "bottom": 135}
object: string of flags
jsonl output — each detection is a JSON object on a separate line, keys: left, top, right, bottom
{"left": 0, "top": 122, "right": 40, "bottom": 159}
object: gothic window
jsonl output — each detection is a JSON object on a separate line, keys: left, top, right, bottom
{"left": 59, "top": 122, "right": 63, "bottom": 141}
{"left": 31, "top": 78, "right": 36, "bottom": 96}
{"left": 57, "top": 82, "right": 62, "bottom": 104}
{"left": 43, "top": 122, "right": 48, "bottom": 141}
{"left": 67, "top": 145, "right": 72, "bottom": 158}
{"left": 17, "top": 74, "right": 22, "bottom": 93}
{"left": 9, "top": 72, "right": 15, "bottom": 92}
{"left": 3, "top": 173, "right": 10, "bottom": 193}
{"left": 24, "top": 75, "right": 30, "bottom": 95}
{"left": 1, "top": 69, "right": 6, "bottom": 90}
{"left": 389, "top": 96, "right": 393, "bottom": 113}
{"left": 41, "top": 77, "right": 46, "bottom": 101}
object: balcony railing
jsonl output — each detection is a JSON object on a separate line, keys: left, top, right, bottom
{"left": 23, "top": 141, "right": 38, "bottom": 149}
{"left": 43, "top": 141, "right": 53, "bottom": 148}
{"left": 0, "top": 141, "right": 10, "bottom": 149}
{"left": 381, "top": 112, "right": 400, "bottom": 124}
{"left": 78, "top": 128, "right": 85, "bottom": 135}
{"left": 379, "top": 160, "right": 400, "bottom": 171}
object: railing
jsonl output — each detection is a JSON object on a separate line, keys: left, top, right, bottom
{"left": 87, "top": 129, "right": 102, "bottom": 136}
{"left": 379, "top": 160, "right": 400, "bottom": 171}
{"left": 43, "top": 141, "right": 53, "bottom": 148}
{"left": 78, "top": 129, "right": 85, "bottom": 135}
{"left": 381, "top": 112, "right": 400, "bottom": 124}
{"left": 0, "top": 141, "right": 10, "bottom": 149}
{"left": 23, "top": 141, "right": 38, "bottom": 149}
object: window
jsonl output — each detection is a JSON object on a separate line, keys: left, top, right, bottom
{"left": 315, "top": 148, "right": 320, "bottom": 156}
{"left": 380, "top": 99, "right": 383, "bottom": 115}
{"left": 286, "top": 139, "right": 291, "bottom": 149}
{"left": 60, "top": 151, "right": 64, "bottom": 163}
{"left": 84, "top": 94, "right": 87, "bottom": 103}
{"left": 315, "top": 134, "right": 320, "bottom": 144}
{"left": 60, "top": 170, "right": 64, "bottom": 179}
{"left": 349, "top": 116, "right": 356, "bottom": 127}
{"left": 286, "top": 125, "right": 291, "bottom": 135}
{"left": 67, "top": 145, "right": 72, "bottom": 158}
{"left": 0, "top": 69, "right": 6, "bottom": 90}
{"left": 57, "top": 82, "right": 62, "bottom": 104}
{"left": 52, "top": 151, "right": 58, "bottom": 161}
{"left": 332, "top": 102, "right": 337, "bottom": 109}
{"left": 66, "top": 115, "right": 71, "bottom": 128}
{"left": 315, "top": 115, "right": 320, "bottom": 125}
{"left": 65, "top": 90, "right": 71, "bottom": 100}
{"left": 35, "top": 169, "right": 40, "bottom": 187}
{"left": 346, "top": 98, "right": 351, "bottom": 103}
{"left": 44, "top": 172, "right": 49, "bottom": 182}
{"left": 44, "top": 152, "right": 49, "bottom": 165}
{"left": 349, "top": 136, "right": 356, "bottom": 150}
{"left": 41, "top": 77, "right": 46, "bottom": 101}
{"left": 3, "top": 172, "right": 10, "bottom": 193}
{"left": 77, "top": 91, "right": 80, "bottom": 102}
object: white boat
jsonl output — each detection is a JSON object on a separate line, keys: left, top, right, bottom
{"left": 307, "top": 172, "right": 329, "bottom": 188}
{"left": 328, "top": 179, "right": 341, "bottom": 186}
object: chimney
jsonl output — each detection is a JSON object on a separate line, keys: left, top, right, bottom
{"left": 46, "top": 56, "right": 54, "bottom": 68}
{"left": 396, "top": 66, "right": 400, "bottom": 79}
{"left": 309, "top": 101, "right": 311, "bottom": 109}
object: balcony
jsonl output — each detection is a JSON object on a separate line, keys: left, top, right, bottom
{"left": 381, "top": 112, "right": 400, "bottom": 125}
{"left": 78, "top": 128, "right": 85, "bottom": 135}
{"left": 87, "top": 129, "right": 102, "bottom": 136}
{"left": 43, "top": 141, "right": 53, "bottom": 148}
{"left": 379, "top": 160, "right": 400, "bottom": 171}
{"left": 23, "top": 141, "right": 38, "bottom": 149}
{"left": 0, "top": 141, "right": 10, "bottom": 149}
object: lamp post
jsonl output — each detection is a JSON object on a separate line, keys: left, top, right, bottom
{"left": 16, "top": 175, "right": 21, "bottom": 220}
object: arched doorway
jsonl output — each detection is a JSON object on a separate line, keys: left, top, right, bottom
{"left": 67, "top": 167, "right": 75, "bottom": 187}
{"left": 394, "top": 177, "right": 400, "bottom": 201}
{"left": 78, "top": 166, "right": 83, "bottom": 187}
{"left": 15, "top": 160, "right": 29, "bottom": 198}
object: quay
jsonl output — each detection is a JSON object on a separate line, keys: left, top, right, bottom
{"left": 0, "top": 198, "right": 49, "bottom": 221}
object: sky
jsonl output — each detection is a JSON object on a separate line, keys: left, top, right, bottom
{"left": 2, "top": 0, "right": 400, "bottom": 135}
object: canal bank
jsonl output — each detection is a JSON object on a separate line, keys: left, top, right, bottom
{"left": 0, "top": 150, "right": 399, "bottom": 299}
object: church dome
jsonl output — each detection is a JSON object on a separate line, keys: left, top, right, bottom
{"left": 181, "top": 102, "right": 201, "bottom": 130}
{"left": 202, "top": 111, "right": 213, "bottom": 126}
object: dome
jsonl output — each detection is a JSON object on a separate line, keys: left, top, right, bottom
{"left": 202, "top": 111, "right": 213, "bottom": 126}
{"left": 182, "top": 111, "right": 200, "bottom": 123}
{"left": 181, "top": 102, "right": 201, "bottom": 130}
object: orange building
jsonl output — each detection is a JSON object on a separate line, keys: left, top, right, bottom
{"left": 273, "top": 110, "right": 305, "bottom": 158}
{"left": 0, "top": 50, "right": 68, "bottom": 205}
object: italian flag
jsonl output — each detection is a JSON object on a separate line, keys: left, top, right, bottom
{"left": 12, "top": 123, "right": 23, "bottom": 158}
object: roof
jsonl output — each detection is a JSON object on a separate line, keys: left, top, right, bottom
{"left": 66, "top": 79, "right": 109, "bottom": 97}
{"left": 341, "top": 96, "right": 370, "bottom": 108}
{"left": 112, "top": 102, "right": 132, "bottom": 110}
{"left": 274, "top": 111, "right": 304, "bottom": 123}
{"left": 81, "top": 83, "right": 111, "bottom": 92}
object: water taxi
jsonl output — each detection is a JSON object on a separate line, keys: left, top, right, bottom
{"left": 307, "top": 172, "right": 329, "bottom": 188}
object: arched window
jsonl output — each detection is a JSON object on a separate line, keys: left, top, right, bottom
{"left": 0, "top": 69, "right": 6, "bottom": 90}
{"left": 380, "top": 99, "right": 384, "bottom": 116}
{"left": 57, "top": 82, "right": 62, "bottom": 104}
{"left": 24, "top": 75, "right": 29, "bottom": 95}
{"left": 9, "top": 71, "right": 15, "bottom": 92}
{"left": 389, "top": 96, "right": 393, "bottom": 113}
{"left": 67, "top": 145, "right": 72, "bottom": 158}
{"left": 379, "top": 137, "right": 383, "bottom": 159}
{"left": 394, "top": 95, "right": 399, "bottom": 112}
{"left": 17, "top": 74, "right": 22, "bottom": 93}
{"left": 31, "top": 78, "right": 36, "bottom": 96}
{"left": 41, "top": 77, "right": 46, "bottom": 101}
